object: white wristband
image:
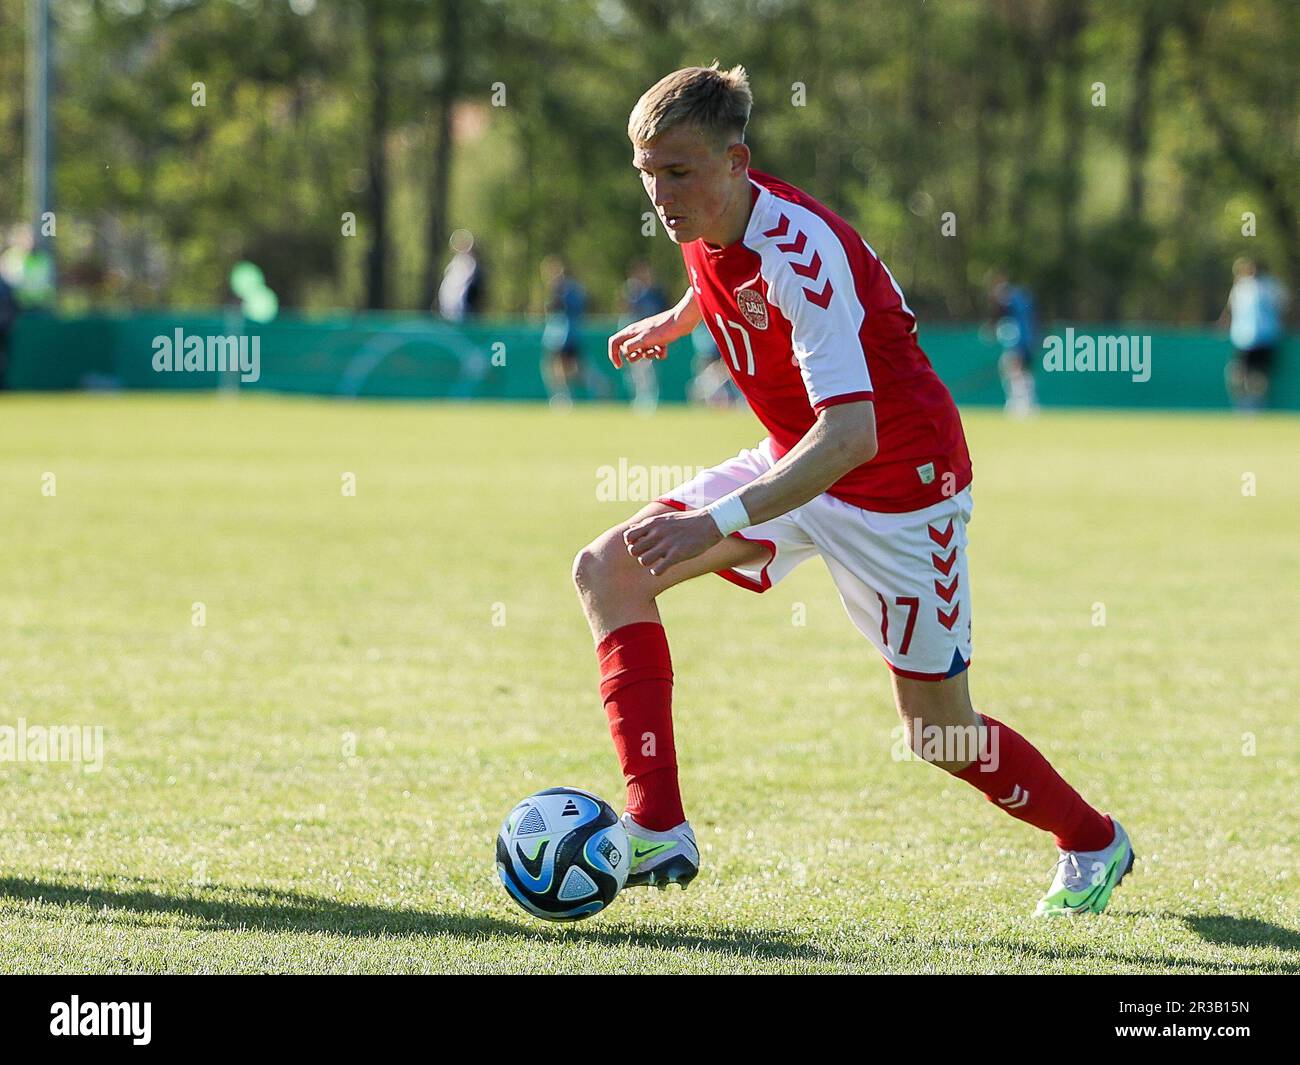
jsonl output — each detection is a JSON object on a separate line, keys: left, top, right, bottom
{"left": 704, "top": 492, "right": 751, "bottom": 537}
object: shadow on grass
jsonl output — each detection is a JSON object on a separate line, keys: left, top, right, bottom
{"left": 6, "top": 878, "right": 1296, "bottom": 972}
{"left": 1180, "top": 914, "right": 1300, "bottom": 955}
{"left": 981, "top": 912, "right": 1300, "bottom": 975}
{"left": 0, "top": 877, "right": 831, "bottom": 963}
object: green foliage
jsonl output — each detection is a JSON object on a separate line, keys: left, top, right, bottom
{"left": 3, "top": 0, "right": 1296, "bottom": 318}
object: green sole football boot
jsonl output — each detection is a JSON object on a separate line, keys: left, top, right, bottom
{"left": 621, "top": 813, "right": 699, "bottom": 890}
{"left": 1035, "top": 816, "right": 1135, "bottom": 916}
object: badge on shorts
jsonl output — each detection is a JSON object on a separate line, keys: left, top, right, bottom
{"left": 736, "top": 287, "right": 769, "bottom": 330}
{"left": 916, "top": 462, "right": 936, "bottom": 484}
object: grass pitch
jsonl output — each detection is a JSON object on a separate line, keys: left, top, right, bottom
{"left": 0, "top": 393, "right": 1297, "bottom": 974}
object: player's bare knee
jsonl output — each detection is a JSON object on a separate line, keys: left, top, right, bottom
{"left": 572, "top": 504, "right": 673, "bottom": 599}
{"left": 570, "top": 545, "right": 592, "bottom": 593}
{"left": 571, "top": 539, "right": 615, "bottom": 598}
{"left": 572, "top": 528, "right": 651, "bottom": 602}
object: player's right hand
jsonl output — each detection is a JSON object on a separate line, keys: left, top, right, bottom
{"left": 608, "top": 313, "right": 678, "bottom": 369}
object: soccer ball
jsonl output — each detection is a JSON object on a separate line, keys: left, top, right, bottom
{"left": 495, "top": 786, "right": 630, "bottom": 921}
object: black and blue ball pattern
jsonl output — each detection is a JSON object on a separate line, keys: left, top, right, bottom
{"left": 495, "top": 786, "right": 630, "bottom": 921}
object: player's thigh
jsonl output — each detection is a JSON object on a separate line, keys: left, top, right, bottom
{"left": 573, "top": 501, "right": 770, "bottom": 598}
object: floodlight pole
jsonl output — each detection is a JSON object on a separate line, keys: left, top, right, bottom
{"left": 27, "top": 0, "right": 55, "bottom": 281}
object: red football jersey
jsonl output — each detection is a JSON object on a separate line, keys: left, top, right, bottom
{"left": 681, "top": 170, "right": 972, "bottom": 513}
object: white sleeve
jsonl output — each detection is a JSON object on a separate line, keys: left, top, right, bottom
{"left": 761, "top": 216, "right": 873, "bottom": 411}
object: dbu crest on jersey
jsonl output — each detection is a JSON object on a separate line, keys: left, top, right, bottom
{"left": 736, "top": 287, "right": 769, "bottom": 330}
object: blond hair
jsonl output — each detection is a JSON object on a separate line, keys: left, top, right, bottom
{"left": 627, "top": 62, "right": 752, "bottom": 147}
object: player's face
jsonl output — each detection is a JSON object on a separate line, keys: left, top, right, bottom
{"left": 633, "top": 126, "right": 744, "bottom": 245}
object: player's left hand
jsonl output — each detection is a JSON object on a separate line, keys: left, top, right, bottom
{"left": 623, "top": 510, "right": 722, "bottom": 577}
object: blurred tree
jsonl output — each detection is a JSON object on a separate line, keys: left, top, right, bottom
{"left": 0, "top": 0, "right": 25, "bottom": 230}
{"left": 363, "top": 0, "right": 391, "bottom": 309}
{"left": 419, "top": 0, "right": 463, "bottom": 311}
{"left": 1174, "top": 0, "right": 1300, "bottom": 288}
{"left": 5, "top": 0, "right": 1293, "bottom": 322}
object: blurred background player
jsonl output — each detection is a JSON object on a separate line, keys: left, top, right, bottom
{"left": 686, "top": 320, "right": 742, "bottom": 408}
{"left": 986, "top": 269, "right": 1040, "bottom": 417}
{"left": 436, "top": 228, "right": 486, "bottom": 321}
{"left": 621, "top": 260, "right": 669, "bottom": 414}
{"left": 540, "top": 256, "right": 596, "bottom": 410}
{"left": 1219, "top": 256, "right": 1287, "bottom": 412}
{"left": 1, "top": 224, "right": 56, "bottom": 312}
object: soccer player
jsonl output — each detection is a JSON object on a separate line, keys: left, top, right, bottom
{"left": 540, "top": 256, "right": 592, "bottom": 410}
{"left": 572, "top": 64, "right": 1133, "bottom": 915}
{"left": 986, "top": 269, "right": 1040, "bottom": 417}
{"left": 1219, "top": 256, "right": 1288, "bottom": 412}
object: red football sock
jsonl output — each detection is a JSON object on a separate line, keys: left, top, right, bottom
{"left": 595, "top": 621, "right": 684, "bottom": 831}
{"left": 953, "top": 714, "right": 1113, "bottom": 852}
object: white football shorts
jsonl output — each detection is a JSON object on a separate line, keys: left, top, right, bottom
{"left": 656, "top": 436, "right": 973, "bottom": 681}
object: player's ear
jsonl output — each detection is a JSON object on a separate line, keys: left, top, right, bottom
{"left": 726, "top": 140, "right": 751, "bottom": 176}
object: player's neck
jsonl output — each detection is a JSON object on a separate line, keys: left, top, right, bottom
{"left": 701, "top": 179, "right": 756, "bottom": 250}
